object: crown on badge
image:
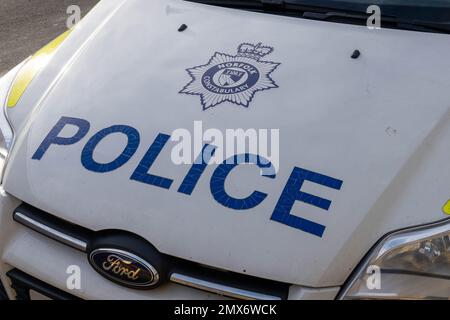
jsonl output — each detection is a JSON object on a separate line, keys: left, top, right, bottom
{"left": 237, "top": 43, "right": 274, "bottom": 60}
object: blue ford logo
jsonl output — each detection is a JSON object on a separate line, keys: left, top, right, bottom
{"left": 89, "top": 248, "right": 160, "bottom": 289}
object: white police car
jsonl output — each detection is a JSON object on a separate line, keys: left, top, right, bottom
{"left": 0, "top": 0, "right": 449, "bottom": 300}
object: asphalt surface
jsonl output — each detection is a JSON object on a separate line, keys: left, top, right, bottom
{"left": 0, "top": 0, "right": 100, "bottom": 77}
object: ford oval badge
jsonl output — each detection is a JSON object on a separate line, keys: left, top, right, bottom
{"left": 89, "top": 248, "right": 160, "bottom": 289}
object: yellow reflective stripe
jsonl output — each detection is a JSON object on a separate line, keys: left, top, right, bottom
{"left": 444, "top": 200, "right": 450, "bottom": 215}
{"left": 7, "top": 30, "right": 71, "bottom": 108}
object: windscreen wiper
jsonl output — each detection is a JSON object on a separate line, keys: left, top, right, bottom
{"left": 187, "top": 0, "right": 369, "bottom": 16}
{"left": 301, "top": 10, "right": 450, "bottom": 34}
{"left": 396, "top": 20, "right": 450, "bottom": 34}
{"left": 186, "top": 0, "right": 450, "bottom": 34}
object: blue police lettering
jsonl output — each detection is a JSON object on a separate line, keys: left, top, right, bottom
{"left": 32, "top": 116, "right": 90, "bottom": 160}
{"left": 81, "top": 125, "right": 140, "bottom": 173}
{"left": 210, "top": 154, "right": 276, "bottom": 210}
{"left": 271, "top": 167, "right": 343, "bottom": 237}
{"left": 33, "top": 116, "right": 343, "bottom": 237}
{"left": 178, "top": 144, "right": 216, "bottom": 195}
{"left": 130, "top": 133, "right": 173, "bottom": 190}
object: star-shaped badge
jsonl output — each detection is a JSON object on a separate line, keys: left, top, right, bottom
{"left": 180, "top": 43, "right": 280, "bottom": 110}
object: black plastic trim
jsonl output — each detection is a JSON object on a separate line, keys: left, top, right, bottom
{"left": 7, "top": 269, "right": 81, "bottom": 300}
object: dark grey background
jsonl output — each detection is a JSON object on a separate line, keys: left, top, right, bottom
{"left": 0, "top": 0, "right": 100, "bottom": 76}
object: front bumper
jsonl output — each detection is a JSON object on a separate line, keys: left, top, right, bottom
{"left": 0, "top": 191, "right": 234, "bottom": 299}
{"left": 0, "top": 191, "right": 340, "bottom": 300}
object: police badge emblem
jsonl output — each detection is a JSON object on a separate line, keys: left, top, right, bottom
{"left": 180, "top": 43, "right": 280, "bottom": 110}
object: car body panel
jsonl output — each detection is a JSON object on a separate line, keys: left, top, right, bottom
{"left": 1, "top": 0, "right": 450, "bottom": 288}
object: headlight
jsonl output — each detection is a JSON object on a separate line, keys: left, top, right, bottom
{"left": 0, "top": 70, "right": 16, "bottom": 164}
{"left": 339, "top": 218, "right": 450, "bottom": 300}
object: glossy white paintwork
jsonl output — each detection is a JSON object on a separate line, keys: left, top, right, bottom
{"left": 0, "top": 0, "right": 450, "bottom": 297}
